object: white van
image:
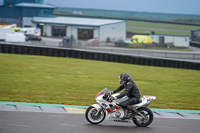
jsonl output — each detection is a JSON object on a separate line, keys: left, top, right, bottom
{"left": 0, "top": 29, "right": 15, "bottom": 41}
{"left": 5, "top": 33, "right": 27, "bottom": 42}
{"left": 20, "top": 28, "right": 41, "bottom": 36}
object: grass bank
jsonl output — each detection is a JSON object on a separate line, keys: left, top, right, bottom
{"left": 127, "top": 28, "right": 189, "bottom": 36}
{"left": 127, "top": 20, "right": 200, "bottom": 36}
{"left": 0, "top": 53, "right": 200, "bottom": 110}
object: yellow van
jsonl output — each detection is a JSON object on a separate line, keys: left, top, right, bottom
{"left": 129, "top": 35, "right": 152, "bottom": 47}
{"left": 9, "top": 27, "right": 22, "bottom": 32}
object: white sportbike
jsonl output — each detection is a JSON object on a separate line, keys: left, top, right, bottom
{"left": 85, "top": 88, "right": 156, "bottom": 127}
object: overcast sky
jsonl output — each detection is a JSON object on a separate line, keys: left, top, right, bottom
{"left": 44, "top": 0, "right": 200, "bottom": 15}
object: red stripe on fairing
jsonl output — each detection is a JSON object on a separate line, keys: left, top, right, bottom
{"left": 106, "top": 108, "right": 114, "bottom": 112}
{"left": 106, "top": 106, "right": 121, "bottom": 112}
{"left": 114, "top": 106, "right": 121, "bottom": 110}
{"left": 95, "top": 92, "right": 108, "bottom": 98}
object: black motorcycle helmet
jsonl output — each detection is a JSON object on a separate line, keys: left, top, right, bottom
{"left": 119, "top": 73, "right": 130, "bottom": 84}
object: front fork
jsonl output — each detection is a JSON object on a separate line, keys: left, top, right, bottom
{"left": 91, "top": 104, "right": 104, "bottom": 116}
{"left": 95, "top": 108, "right": 104, "bottom": 116}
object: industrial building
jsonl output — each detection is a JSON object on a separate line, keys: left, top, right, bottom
{"left": 0, "top": 0, "right": 55, "bottom": 27}
{"left": 0, "top": 0, "right": 126, "bottom": 41}
{"left": 31, "top": 17, "right": 126, "bottom": 41}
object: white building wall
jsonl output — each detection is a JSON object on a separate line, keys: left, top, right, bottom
{"left": 44, "top": 23, "right": 125, "bottom": 41}
{"left": 31, "top": 17, "right": 126, "bottom": 41}
{"left": 174, "top": 37, "right": 189, "bottom": 47}
{"left": 150, "top": 35, "right": 159, "bottom": 43}
{"left": 67, "top": 25, "right": 72, "bottom": 37}
{"left": 164, "top": 36, "right": 174, "bottom": 43}
{"left": 45, "top": 24, "right": 51, "bottom": 36}
{"left": 99, "top": 21, "right": 126, "bottom": 42}
{"left": 70, "top": 26, "right": 78, "bottom": 39}
{"left": 93, "top": 27, "right": 99, "bottom": 39}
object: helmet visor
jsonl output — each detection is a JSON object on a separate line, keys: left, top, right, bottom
{"left": 119, "top": 76, "right": 124, "bottom": 84}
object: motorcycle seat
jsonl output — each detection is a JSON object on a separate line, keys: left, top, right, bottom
{"left": 129, "top": 99, "right": 142, "bottom": 106}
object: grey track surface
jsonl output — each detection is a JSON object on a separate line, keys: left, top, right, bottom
{"left": 1, "top": 104, "right": 200, "bottom": 119}
{"left": 0, "top": 110, "right": 200, "bottom": 133}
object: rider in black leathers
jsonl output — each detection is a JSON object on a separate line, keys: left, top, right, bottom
{"left": 111, "top": 73, "right": 141, "bottom": 115}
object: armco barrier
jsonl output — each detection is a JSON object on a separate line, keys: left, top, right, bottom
{"left": 0, "top": 43, "right": 200, "bottom": 70}
{"left": 85, "top": 47, "right": 200, "bottom": 60}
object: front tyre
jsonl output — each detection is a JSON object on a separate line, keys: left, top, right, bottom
{"left": 133, "top": 107, "right": 154, "bottom": 127}
{"left": 85, "top": 106, "right": 106, "bottom": 124}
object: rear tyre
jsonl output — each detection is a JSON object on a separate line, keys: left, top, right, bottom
{"left": 85, "top": 106, "right": 105, "bottom": 124}
{"left": 133, "top": 107, "right": 153, "bottom": 127}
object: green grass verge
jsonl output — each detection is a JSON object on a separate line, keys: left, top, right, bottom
{"left": 0, "top": 53, "right": 200, "bottom": 110}
{"left": 127, "top": 28, "right": 190, "bottom": 36}
{"left": 127, "top": 20, "right": 200, "bottom": 31}
{"left": 127, "top": 20, "right": 200, "bottom": 36}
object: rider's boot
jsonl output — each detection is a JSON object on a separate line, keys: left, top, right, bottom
{"left": 122, "top": 106, "right": 138, "bottom": 120}
{"left": 127, "top": 105, "right": 138, "bottom": 117}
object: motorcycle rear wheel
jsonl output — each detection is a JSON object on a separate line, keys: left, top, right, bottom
{"left": 132, "top": 107, "right": 153, "bottom": 127}
{"left": 85, "top": 106, "right": 106, "bottom": 124}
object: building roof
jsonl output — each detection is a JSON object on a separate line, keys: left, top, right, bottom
{"left": 32, "top": 17, "right": 125, "bottom": 26}
{"left": 15, "top": 3, "right": 55, "bottom": 9}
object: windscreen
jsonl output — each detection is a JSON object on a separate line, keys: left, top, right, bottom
{"left": 99, "top": 88, "right": 109, "bottom": 94}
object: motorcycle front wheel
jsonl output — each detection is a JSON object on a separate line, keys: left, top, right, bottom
{"left": 132, "top": 107, "right": 154, "bottom": 127}
{"left": 85, "top": 106, "right": 106, "bottom": 124}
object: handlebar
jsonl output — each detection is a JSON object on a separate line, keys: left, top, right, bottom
{"left": 103, "top": 93, "right": 113, "bottom": 102}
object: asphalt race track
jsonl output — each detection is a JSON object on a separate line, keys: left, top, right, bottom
{"left": 0, "top": 110, "right": 199, "bottom": 133}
